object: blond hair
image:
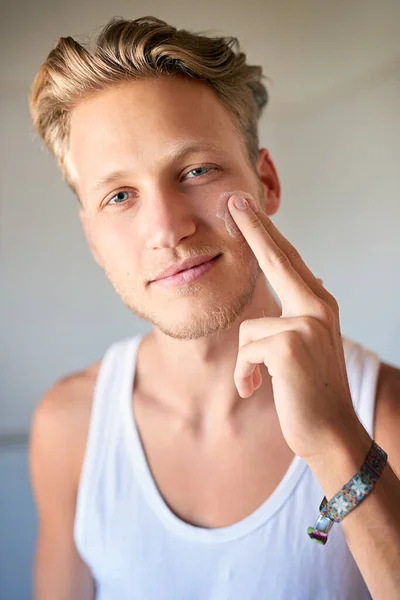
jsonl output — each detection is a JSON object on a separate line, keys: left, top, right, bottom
{"left": 29, "top": 16, "right": 269, "bottom": 196}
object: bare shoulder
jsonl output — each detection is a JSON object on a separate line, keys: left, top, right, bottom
{"left": 374, "top": 361, "right": 400, "bottom": 474}
{"left": 30, "top": 362, "right": 101, "bottom": 599}
{"left": 32, "top": 359, "right": 101, "bottom": 432}
{"left": 30, "top": 358, "right": 102, "bottom": 486}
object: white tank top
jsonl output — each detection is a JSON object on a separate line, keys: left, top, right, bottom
{"left": 74, "top": 334, "right": 380, "bottom": 600}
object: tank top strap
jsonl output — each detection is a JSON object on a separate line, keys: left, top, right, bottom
{"left": 342, "top": 335, "right": 381, "bottom": 438}
{"left": 74, "top": 335, "right": 142, "bottom": 554}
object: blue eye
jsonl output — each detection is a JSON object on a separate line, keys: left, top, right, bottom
{"left": 185, "top": 167, "right": 214, "bottom": 179}
{"left": 106, "top": 166, "right": 216, "bottom": 206}
{"left": 109, "top": 191, "right": 129, "bottom": 205}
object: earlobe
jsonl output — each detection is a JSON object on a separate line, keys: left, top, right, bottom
{"left": 266, "top": 189, "right": 280, "bottom": 217}
{"left": 79, "top": 208, "right": 103, "bottom": 268}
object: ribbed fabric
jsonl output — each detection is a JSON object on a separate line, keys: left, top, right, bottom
{"left": 74, "top": 334, "right": 380, "bottom": 600}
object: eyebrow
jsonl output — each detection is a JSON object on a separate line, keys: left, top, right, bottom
{"left": 89, "top": 141, "right": 231, "bottom": 194}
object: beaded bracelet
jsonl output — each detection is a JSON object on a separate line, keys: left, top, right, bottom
{"left": 307, "top": 440, "right": 388, "bottom": 545}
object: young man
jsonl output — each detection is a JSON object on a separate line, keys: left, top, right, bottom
{"left": 29, "top": 16, "right": 400, "bottom": 600}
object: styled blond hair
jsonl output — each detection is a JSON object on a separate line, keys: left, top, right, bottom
{"left": 29, "top": 16, "right": 269, "bottom": 197}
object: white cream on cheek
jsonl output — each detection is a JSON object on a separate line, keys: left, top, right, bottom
{"left": 215, "top": 190, "right": 258, "bottom": 238}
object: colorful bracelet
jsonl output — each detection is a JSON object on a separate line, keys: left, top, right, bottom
{"left": 307, "top": 440, "right": 388, "bottom": 545}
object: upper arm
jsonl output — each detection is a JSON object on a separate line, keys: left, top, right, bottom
{"left": 374, "top": 361, "right": 400, "bottom": 478}
{"left": 30, "top": 379, "right": 95, "bottom": 600}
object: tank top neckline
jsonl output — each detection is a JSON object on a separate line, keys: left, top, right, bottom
{"left": 122, "top": 334, "right": 309, "bottom": 543}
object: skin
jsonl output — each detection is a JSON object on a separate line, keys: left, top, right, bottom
{"left": 31, "top": 75, "right": 285, "bottom": 600}
{"left": 30, "top": 75, "right": 400, "bottom": 599}
{"left": 223, "top": 196, "right": 400, "bottom": 597}
{"left": 72, "top": 76, "right": 283, "bottom": 421}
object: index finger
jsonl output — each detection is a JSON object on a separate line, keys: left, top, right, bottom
{"left": 228, "top": 194, "right": 325, "bottom": 314}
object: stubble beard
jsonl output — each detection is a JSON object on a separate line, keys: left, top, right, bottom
{"left": 104, "top": 237, "right": 262, "bottom": 341}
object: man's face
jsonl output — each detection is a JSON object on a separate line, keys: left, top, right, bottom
{"left": 68, "top": 76, "right": 270, "bottom": 340}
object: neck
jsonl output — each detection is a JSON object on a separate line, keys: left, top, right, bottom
{"left": 136, "top": 276, "right": 282, "bottom": 427}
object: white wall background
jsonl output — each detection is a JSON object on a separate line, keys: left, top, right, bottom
{"left": 1, "top": 0, "right": 399, "bottom": 598}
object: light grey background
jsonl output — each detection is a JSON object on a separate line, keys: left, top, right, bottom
{"left": 1, "top": 0, "right": 399, "bottom": 598}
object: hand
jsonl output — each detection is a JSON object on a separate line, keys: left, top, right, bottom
{"left": 228, "top": 194, "right": 361, "bottom": 463}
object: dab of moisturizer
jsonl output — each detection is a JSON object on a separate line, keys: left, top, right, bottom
{"left": 216, "top": 190, "right": 257, "bottom": 238}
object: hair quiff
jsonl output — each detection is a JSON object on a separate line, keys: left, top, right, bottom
{"left": 29, "top": 16, "right": 269, "bottom": 196}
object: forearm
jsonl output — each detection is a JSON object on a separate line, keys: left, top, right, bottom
{"left": 308, "top": 424, "right": 400, "bottom": 600}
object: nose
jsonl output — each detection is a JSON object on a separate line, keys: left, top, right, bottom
{"left": 144, "top": 189, "right": 197, "bottom": 250}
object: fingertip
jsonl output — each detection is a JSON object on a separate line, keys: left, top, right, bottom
{"left": 229, "top": 194, "right": 248, "bottom": 211}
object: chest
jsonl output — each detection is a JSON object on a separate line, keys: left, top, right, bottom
{"left": 132, "top": 394, "right": 295, "bottom": 529}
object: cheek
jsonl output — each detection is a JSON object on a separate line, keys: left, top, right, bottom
{"left": 215, "top": 190, "right": 257, "bottom": 238}
{"left": 92, "top": 223, "right": 133, "bottom": 267}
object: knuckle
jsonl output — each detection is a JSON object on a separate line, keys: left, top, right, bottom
{"left": 300, "top": 315, "right": 317, "bottom": 336}
{"left": 318, "top": 287, "right": 340, "bottom": 315}
{"left": 239, "top": 319, "right": 250, "bottom": 333}
{"left": 239, "top": 319, "right": 250, "bottom": 344}
{"left": 280, "top": 330, "right": 301, "bottom": 355}
{"left": 314, "top": 302, "right": 333, "bottom": 324}
{"left": 324, "top": 307, "right": 336, "bottom": 326}
{"left": 249, "top": 215, "right": 265, "bottom": 230}
{"left": 264, "top": 219, "right": 275, "bottom": 234}
{"left": 327, "top": 293, "right": 340, "bottom": 313}
{"left": 285, "top": 243, "right": 301, "bottom": 262}
{"left": 270, "top": 247, "right": 289, "bottom": 267}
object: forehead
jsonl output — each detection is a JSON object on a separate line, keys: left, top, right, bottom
{"left": 67, "top": 77, "right": 244, "bottom": 197}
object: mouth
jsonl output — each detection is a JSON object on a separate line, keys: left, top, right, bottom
{"left": 152, "top": 254, "right": 222, "bottom": 288}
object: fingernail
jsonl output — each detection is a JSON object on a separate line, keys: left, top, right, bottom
{"left": 233, "top": 196, "right": 248, "bottom": 210}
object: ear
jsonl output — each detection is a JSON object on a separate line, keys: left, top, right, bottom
{"left": 79, "top": 208, "right": 103, "bottom": 268}
{"left": 255, "top": 148, "right": 281, "bottom": 217}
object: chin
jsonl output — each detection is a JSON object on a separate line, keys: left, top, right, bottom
{"left": 144, "top": 272, "right": 261, "bottom": 341}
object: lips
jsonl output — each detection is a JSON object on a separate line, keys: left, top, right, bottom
{"left": 153, "top": 254, "right": 220, "bottom": 281}
{"left": 153, "top": 254, "right": 221, "bottom": 287}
